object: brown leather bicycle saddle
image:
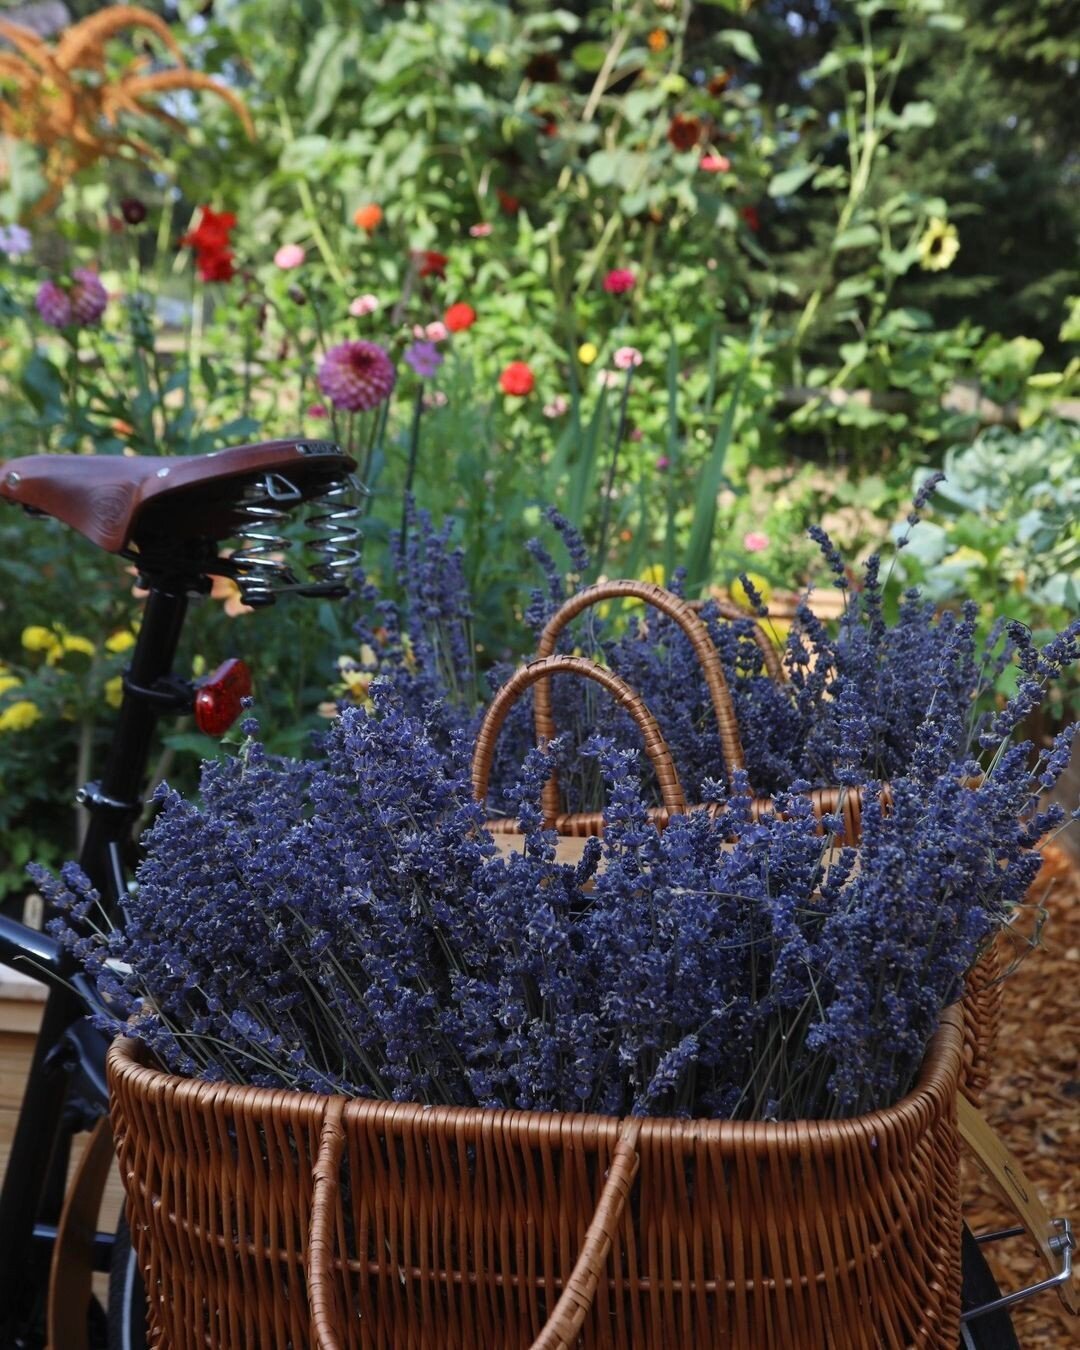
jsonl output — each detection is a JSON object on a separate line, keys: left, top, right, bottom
{"left": 0, "top": 440, "right": 353, "bottom": 553}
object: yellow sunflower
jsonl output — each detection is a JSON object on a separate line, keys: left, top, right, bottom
{"left": 918, "top": 218, "right": 959, "bottom": 272}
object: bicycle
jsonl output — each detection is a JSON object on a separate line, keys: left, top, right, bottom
{"left": 0, "top": 440, "right": 1072, "bottom": 1348}
{"left": 0, "top": 438, "right": 359, "bottom": 1348}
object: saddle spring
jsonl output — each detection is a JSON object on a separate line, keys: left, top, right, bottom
{"left": 230, "top": 471, "right": 363, "bottom": 605}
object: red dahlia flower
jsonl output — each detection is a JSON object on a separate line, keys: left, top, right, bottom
{"left": 416, "top": 250, "right": 448, "bottom": 279}
{"left": 667, "top": 114, "right": 702, "bottom": 152}
{"left": 444, "top": 302, "right": 477, "bottom": 332}
{"left": 499, "top": 361, "right": 534, "bottom": 396}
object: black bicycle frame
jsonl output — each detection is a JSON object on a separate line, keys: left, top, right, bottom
{"left": 0, "top": 580, "right": 190, "bottom": 1337}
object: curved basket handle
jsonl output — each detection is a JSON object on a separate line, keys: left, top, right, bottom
{"left": 472, "top": 654, "right": 687, "bottom": 827}
{"left": 308, "top": 1097, "right": 347, "bottom": 1350}
{"left": 702, "top": 596, "right": 787, "bottom": 685}
{"left": 535, "top": 581, "right": 745, "bottom": 819}
{"left": 529, "top": 1119, "right": 642, "bottom": 1349}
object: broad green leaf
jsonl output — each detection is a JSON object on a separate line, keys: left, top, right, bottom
{"left": 279, "top": 135, "right": 331, "bottom": 175}
{"left": 621, "top": 86, "right": 667, "bottom": 123}
{"left": 833, "top": 224, "right": 879, "bottom": 251}
{"left": 835, "top": 276, "right": 876, "bottom": 300}
{"left": 886, "top": 101, "right": 937, "bottom": 131}
{"left": 768, "top": 161, "right": 818, "bottom": 197}
{"left": 682, "top": 324, "right": 756, "bottom": 596}
{"left": 572, "top": 41, "right": 607, "bottom": 72}
{"left": 20, "top": 352, "right": 63, "bottom": 415}
{"left": 719, "top": 29, "right": 760, "bottom": 64}
{"left": 812, "top": 165, "right": 847, "bottom": 190}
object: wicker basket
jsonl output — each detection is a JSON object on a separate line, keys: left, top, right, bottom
{"left": 108, "top": 1009, "right": 964, "bottom": 1349}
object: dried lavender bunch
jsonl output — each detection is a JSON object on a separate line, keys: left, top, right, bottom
{"left": 40, "top": 678, "right": 1076, "bottom": 1120}
{"left": 344, "top": 501, "right": 1076, "bottom": 820}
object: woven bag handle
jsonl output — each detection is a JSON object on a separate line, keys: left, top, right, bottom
{"left": 309, "top": 1097, "right": 348, "bottom": 1350}
{"left": 528, "top": 1118, "right": 642, "bottom": 1349}
{"left": 306, "top": 1102, "right": 642, "bottom": 1350}
{"left": 535, "top": 581, "right": 745, "bottom": 820}
{"left": 472, "top": 653, "right": 687, "bottom": 825}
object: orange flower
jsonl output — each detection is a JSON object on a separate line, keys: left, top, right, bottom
{"left": 647, "top": 29, "right": 668, "bottom": 53}
{"left": 353, "top": 203, "right": 383, "bottom": 232}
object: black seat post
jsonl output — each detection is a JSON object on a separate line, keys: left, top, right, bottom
{"left": 0, "top": 576, "right": 193, "bottom": 1330}
{"left": 76, "top": 577, "right": 191, "bottom": 911}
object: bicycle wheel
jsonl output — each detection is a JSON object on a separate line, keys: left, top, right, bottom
{"left": 106, "top": 1213, "right": 148, "bottom": 1350}
{"left": 959, "top": 1222, "right": 1020, "bottom": 1349}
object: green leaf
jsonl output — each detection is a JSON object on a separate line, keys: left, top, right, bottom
{"left": 621, "top": 86, "right": 667, "bottom": 123}
{"left": 572, "top": 41, "right": 607, "bottom": 72}
{"left": 886, "top": 100, "right": 937, "bottom": 131}
{"left": 811, "top": 165, "right": 847, "bottom": 190}
{"left": 20, "top": 352, "right": 63, "bottom": 415}
{"left": 718, "top": 29, "right": 760, "bottom": 64}
{"left": 682, "top": 325, "right": 756, "bottom": 596}
{"left": 279, "top": 135, "right": 331, "bottom": 176}
{"left": 881, "top": 243, "right": 921, "bottom": 276}
{"left": 835, "top": 276, "right": 876, "bottom": 300}
{"left": 926, "top": 13, "right": 964, "bottom": 30}
{"left": 768, "top": 161, "right": 818, "bottom": 198}
{"left": 833, "top": 224, "right": 879, "bottom": 251}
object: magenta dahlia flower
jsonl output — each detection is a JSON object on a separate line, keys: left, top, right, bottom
{"left": 317, "top": 340, "right": 396, "bottom": 412}
{"left": 36, "top": 270, "right": 108, "bottom": 329}
{"left": 70, "top": 269, "right": 108, "bottom": 325}
{"left": 35, "top": 280, "right": 73, "bottom": 329}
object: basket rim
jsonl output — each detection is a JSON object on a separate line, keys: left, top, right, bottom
{"left": 107, "top": 1008, "right": 963, "bottom": 1155}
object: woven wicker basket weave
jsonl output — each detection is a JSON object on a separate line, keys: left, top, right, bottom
{"left": 108, "top": 1009, "right": 964, "bottom": 1349}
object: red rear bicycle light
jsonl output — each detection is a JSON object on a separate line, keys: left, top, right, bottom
{"left": 194, "top": 658, "right": 253, "bottom": 736}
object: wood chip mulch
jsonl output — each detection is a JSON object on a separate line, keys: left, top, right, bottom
{"left": 963, "top": 844, "right": 1079, "bottom": 1347}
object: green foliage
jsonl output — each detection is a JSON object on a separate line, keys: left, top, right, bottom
{"left": 898, "top": 420, "right": 1080, "bottom": 626}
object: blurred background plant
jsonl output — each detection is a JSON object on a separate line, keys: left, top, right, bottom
{"left": 0, "top": 0, "right": 1076, "bottom": 907}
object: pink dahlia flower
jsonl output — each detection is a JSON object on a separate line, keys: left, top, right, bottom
{"left": 602, "top": 267, "right": 636, "bottom": 295}
{"left": 317, "top": 341, "right": 396, "bottom": 412}
{"left": 613, "top": 345, "right": 643, "bottom": 369}
{"left": 35, "top": 280, "right": 72, "bottom": 328}
{"left": 349, "top": 294, "right": 380, "bottom": 318}
{"left": 274, "top": 243, "right": 306, "bottom": 270}
{"left": 70, "top": 269, "right": 108, "bottom": 325}
{"left": 743, "top": 530, "right": 770, "bottom": 553}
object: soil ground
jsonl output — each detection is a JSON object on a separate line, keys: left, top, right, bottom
{"left": 965, "top": 843, "right": 1079, "bottom": 1347}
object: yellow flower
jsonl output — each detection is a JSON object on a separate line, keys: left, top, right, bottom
{"left": 728, "top": 572, "right": 772, "bottom": 610}
{"left": 105, "top": 630, "right": 137, "bottom": 654}
{"left": 637, "top": 563, "right": 666, "bottom": 587}
{"left": 59, "top": 634, "right": 95, "bottom": 660}
{"left": 0, "top": 699, "right": 42, "bottom": 733}
{"left": 577, "top": 342, "right": 598, "bottom": 366}
{"left": 0, "top": 675, "right": 22, "bottom": 696}
{"left": 22, "top": 625, "right": 58, "bottom": 653}
{"left": 104, "top": 675, "right": 124, "bottom": 708}
{"left": 918, "top": 218, "right": 959, "bottom": 272}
